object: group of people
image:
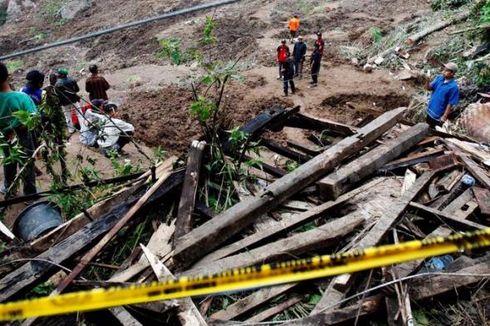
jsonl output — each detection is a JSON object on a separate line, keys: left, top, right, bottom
{"left": 277, "top": 16, "right": 325, "bottom": 96}
{"left": 0, "top": 61, "right": 135, "bottom": 196}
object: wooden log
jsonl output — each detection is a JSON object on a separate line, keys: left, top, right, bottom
{"left": 210, "top": 284, "right": 296, "bottom": 321}
{"left": 194, "top": 178, "right": 386, "bottom": 267}
{"left": 244, "top": 295, "right": 304, "bottom": 323}
{"left": 406, "top": 10, "right": 470, "bottom": 44}
{"left": 473, "top": 187, "right": 490, "bottom": 218}
{"left": 187, "top": 213, "right": 365, "bottom": 277}
{"left": 241, "top": 154, "right": 287, "bottom": 177}
{"left": 284, "top": 112, "right": 357, "bottom": 136}
{"left": 409, "top": 201, "right": 487, "bottom": 230}
{"left": 175, "top": 141, "right": 206, "bottom": 243}
{"left": 55, "top": 158, "right": 176, "bottom": 294}
{"left": 174, "top": 107, "right": 408, "bottom": 267}
{"left": 318, "top": 123, "right": 429, "bottom": 200}
{"left": 140, "top": 245, "right": 206, "bottom": 326}
{"left": 261, "top": 138, "right": 311, "bottom": 163}
{"left": 459, "top": 155, "right": 490, "bottom": 189}
{"left": 311, "top": 171, "right": 434, "bottom": 314}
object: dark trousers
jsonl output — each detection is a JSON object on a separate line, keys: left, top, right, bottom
{"left": 3, "top": 127, "right": 37, "bottom": 196}
{"left": 311, "top": 65, "right": 320, "bottom": 84}
{"left": 426, "top": 114, "right": 442, "bottom": 128}
{"left": 283, "top": 78, "right": 295, "bottom": 95}
{"left": 116, "top": 131, "right": 134, "bottom": 150}
{"left": 278, "top": 62, "right": 286, "bottom": 77}
{"left": 294, "top": 59, "right": 304, "bottom": 77}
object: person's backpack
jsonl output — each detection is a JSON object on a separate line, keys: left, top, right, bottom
{"left": 278, "top": 46, "right": 288, "bottom": 62}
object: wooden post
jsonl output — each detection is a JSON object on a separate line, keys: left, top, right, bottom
{"left": 174, "top": 141, "right": 206, "bottom": 244}
{"left": 174, "top": 107, "right": 408, "bottom": 267}
{"left": 318, "top": 123, "right": 429, "bottom": 200}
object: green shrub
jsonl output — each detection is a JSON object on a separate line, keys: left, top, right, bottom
{"left": 431, "top": 0, "right": 471, "bottom": 11}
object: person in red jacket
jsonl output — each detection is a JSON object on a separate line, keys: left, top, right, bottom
{"left": 315, "top": 32, "right": 325, "bottom": 57}
{"left": 277, "top": 40, "right": 290, "bottom": 80}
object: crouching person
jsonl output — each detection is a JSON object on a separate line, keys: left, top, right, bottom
{"left": 97, "top": 102, "right": 134, "bottom": 156}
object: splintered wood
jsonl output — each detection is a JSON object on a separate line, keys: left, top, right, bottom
{"left": 2, "top": 106, "right": 490, "bottom": 325}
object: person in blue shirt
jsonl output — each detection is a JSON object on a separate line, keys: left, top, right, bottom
{"left": 21, "top": 70, "right": 45, "bottom": 106}
{"left": 425, "top": 62, "right": 460, "bottom": 128}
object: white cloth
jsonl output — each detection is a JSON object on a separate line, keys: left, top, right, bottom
{"left": 96, "top": 116, "right": 134, "bottom": 148}
{"left": 62, "top": 103, "right": 80, "bottom": 133}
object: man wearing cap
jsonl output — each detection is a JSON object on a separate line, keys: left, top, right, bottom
{"left": 425, "top": 63, "right": 460, "bottom": 128}
{"left": 277, "top": 40, "right": 290, "bottom": 79}
{"left": 96, "top": 102, "right": 135, "bottom": 156}
{"left": 293, "top": 36, "right": 307, "bottom": 79}
{"left": 55, "top": 68, "right": 81, "bottom": 134}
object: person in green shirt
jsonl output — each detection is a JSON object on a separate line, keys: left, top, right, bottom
{"left": 0, "top": 62, "right": 38, "bottom": 196}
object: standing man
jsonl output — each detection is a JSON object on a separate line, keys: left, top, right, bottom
{"left": 85, "top": 64, "right": 110, "bottom": 101}
{"left": 288, "top": 15, "right": 300, "bottom": 43}
{"left": 282, "top": 53, "right": 296, "bottom": 96}
{"left": 277, "top": 40, "right": 290, "bottom": 80}
{"left": 292, "top": 36, "right": 307, "bottom": 79}
{"left": 315, "top": 32, "right": 325, "bottom": 57}
{"left": 425, "top": 63, "right": 460, "bottom": 128}
{"left": 21, "top": 70, "right": 45, "bottom": 106}
{"left": 55, "top": 68, "right": 81, "bottom": 134}
{"left": 310, "top": 43, "right": 322, "bottom": 87}
{"left": 0, "top": 62, "right": 37, "bottom": 196}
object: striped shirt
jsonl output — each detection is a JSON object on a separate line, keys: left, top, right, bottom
{"left": 85, "top": 75, "right": 110, "bottom": 101}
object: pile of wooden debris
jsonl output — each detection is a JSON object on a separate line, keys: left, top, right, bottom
{"left": 1, "top": 106, "right": 489, "bottom": 325}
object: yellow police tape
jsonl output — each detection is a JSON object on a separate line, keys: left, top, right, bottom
{"left": 1, "top": 228, "right": 490, "bottom": 321}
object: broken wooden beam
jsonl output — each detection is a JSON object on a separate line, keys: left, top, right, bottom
{"left": 174, "top": 107, "right": 408, "bottom": 267}
{"left": 318, "top": 123, "right": 429, "bottom": 200}
{"left": 409, "top": 201, "right": 487, "bottom": 230}
{"left": 55, "top": 158, "right": 176, "bottom": 294}
{"left": 194, "top": 178, "right": 386, "bottom": 266}
{"left": 459, "top": 154, "right": 490, "bottom": 189}
{"left": 244, "top": 295, "right": 304, "bottom": 323}
{"left": 473, "top": 187, "right": 490, "bottom": 218}
{"left": 381, "top": 148, "right": 445, "bottom": 172}
{"left": 174, "top": 141, "right": 206, "bottom": 243}
{"left": 311, "top": 171, "right": 434, "bottom": 314}
{"left": 261, "top": 138, "right": 311, "bottom": 163}
{"left": 284, "top": 112, "right": 357, "bottom": 136}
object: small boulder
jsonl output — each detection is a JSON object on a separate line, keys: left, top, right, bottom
{"left": 59, "top": 0, "right": 91, "bottom": 20}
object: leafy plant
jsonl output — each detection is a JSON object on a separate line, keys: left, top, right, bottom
{"left": 481, "top": 0, "right": 490, "bottom": 24}
{"left": 29, "top": 282, "right": 55, "bottom": 298}
{"left": 202, "top": 16, "right": 217, "bottom": 45}
{"left": 431, "top": 0, "right": 471, "bottom": 11}
{"left": 190, "top": 96, "right": 217, "bottom": 123}
{"left": 153, "top": 146, "right": 167, "bottom": 164}
{"left": 285, "top": 160, "right": 299, "bottom": 172}
{"left": 370, "top": 27, "right": 383, "bottom": 44}
{"left": 157, "top": 38, "right": 183, "bottom": 65}
{"left": 41, "top": 0, "right": 65, "bottom": 21}
{"left": 109, "top": 152, "right": 141, "bottom": 177}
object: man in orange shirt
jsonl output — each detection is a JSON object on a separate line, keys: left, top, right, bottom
{"left": 288, "top": 15, "right": 300, "bottom": 43}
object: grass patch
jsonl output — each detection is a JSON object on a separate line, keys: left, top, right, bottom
{"left": 5, "top": 60, "right": 24, "bottom": 73}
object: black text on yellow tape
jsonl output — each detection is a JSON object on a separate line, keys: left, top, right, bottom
{"left": 1, "top": 228, "right": 490, "bottom": 321}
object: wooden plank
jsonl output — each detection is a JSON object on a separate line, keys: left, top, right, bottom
{"left": 55, "top": 158, "right": 176, "bottom": 294}
{"left": 311, "top": 171, "right": 434, "bottom": 314}
{"left": 318, "top": 123, "right": 429, "bottom": 200}
{"left": 401, "top": 169, "right": 417, "bottom": 195}
{"left": 381, "top": 148, "right": 445, "bottom": 172}
{"left": 244, "top": 295, "right": 303, "bottom": 323}
{"left": 210, "top": 284, "right": 296, "bottom": 321}
{"left": 0, "top": 168, "right": 183, "bottom": 302}
{"left": 140, "top": 245, "right": 206, "bottom": 326}
{"left": 443, "top": 188, "right": 473, "bottom": 214}
{"left": 187, "top": 212, "right": 365, "bottom": 277}
{"left": 108, "top": 307, "right": 143, "bottom": 326}
{"left": 175, "top": 141, "right": 206, "bottom": 243}
{"left": 285, "top": 112, "right": 357, "bottom": 136}
{"left": 0, "top": 220, "right": 15, "bottom": 241}
{"left": 459, "top": 155, "right": 490, "bottom": 189}
{"left": 194, "top": 178, "right": 386, "bottom": 267}
{"left": 261, "top": 138, "right": 311, "bottom": 163}
{"left": 409, "top": 201, "right": 487, "bottom": 230}
{"left": 286, "top": 140, "right": 323, "bottom": 156}
{"left": 473, "top": 187, "right": 490, "bottom": 217}
{"left": 174, "top": 107, "right": 408, "bottom": 267}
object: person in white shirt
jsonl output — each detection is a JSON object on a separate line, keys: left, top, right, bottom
{"left": 96, "top": 102, "right": 135, "bottom": 156}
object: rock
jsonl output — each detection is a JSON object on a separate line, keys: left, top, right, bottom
{"left": 351, "top": 57, "right": 359, "bottom": 66}
{"left": 373, "top": 56, "right": 384, "bottom": 65}
{"left": 6, "top": 0, "right": 36, "bottom": 20}
{"left": 363, "top": 63, "right": 374, "bottom": 73}
{"left": 59, "top": 0, "right": 91, "bottom": 20}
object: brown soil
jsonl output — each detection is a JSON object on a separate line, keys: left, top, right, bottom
{"left": 121, "top": 84, "right": 293, "bottom": 155}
